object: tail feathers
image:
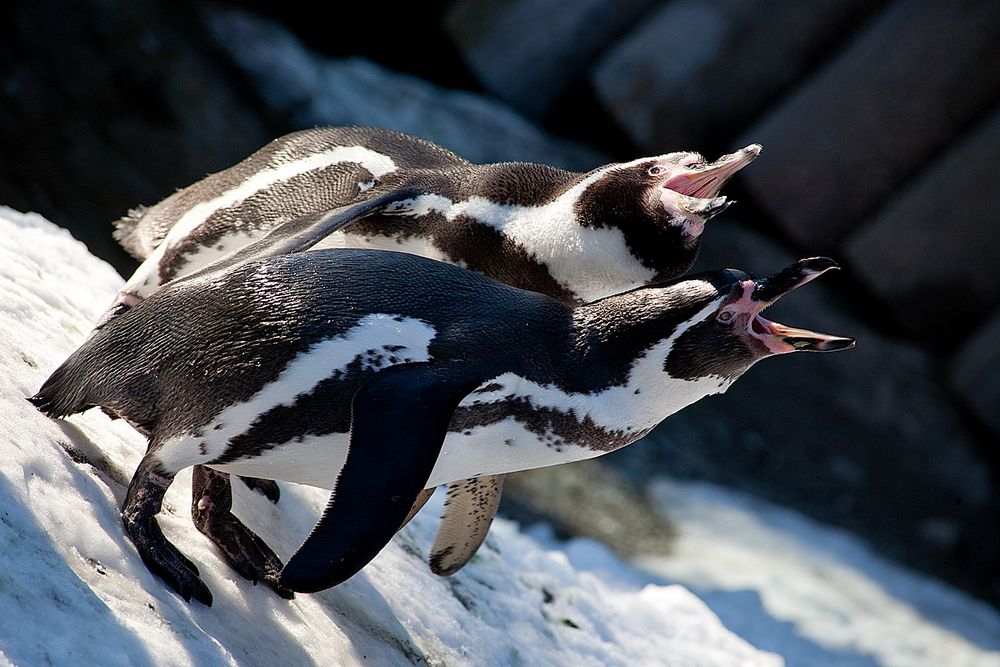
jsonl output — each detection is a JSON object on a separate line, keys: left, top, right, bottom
{"left": 112, "top": 206, "right": 150, "bottom": 260}
{"left": 29, "top": 362, "right": 93, "bottom": 419}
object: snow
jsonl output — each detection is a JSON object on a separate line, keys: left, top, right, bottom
{"left": 0, "top": 206, "right": 779, "bottom": 666}
{"left": 532, "top": 479, "right": 1000, "bottom": 667}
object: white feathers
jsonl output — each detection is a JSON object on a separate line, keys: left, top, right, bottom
{"left": 388, "top": 173, "right": 659, "bottom": 303}
{"left": 461, "top": 292, "right": 728, "bottom": 430}
{"left": 312, "top": 225, "right": 454, "bottom": 265}
{"left": 124, "top": 146, "right": 399, "bottom": 297}
{"left": 154, "top": 314, "right": 435, "bottom": 474}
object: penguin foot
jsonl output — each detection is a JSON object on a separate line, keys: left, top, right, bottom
{"left": 124, "top": 512, "right": 213, "bottom": 606}
{"left": 191, "top": 466, "right": 293, "bottom": 599}
{"left": 124, "top": 458, "right": 213, "bottom": 605}
{"left": 239, "top": 476, "right": 281, "bottom": 503}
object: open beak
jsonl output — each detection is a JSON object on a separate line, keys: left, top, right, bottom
{"left": 749, "top": 258, "right": 855, "bottom": 353}
{"left": 666, "top": 144, "right": 762, "bottom": 198}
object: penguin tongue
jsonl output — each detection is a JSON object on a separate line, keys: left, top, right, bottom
{"left": 675, "top": 193, "right": 732, "bottom": 219}
{"left": 665, "top": 144, "right": 761, "bottom": 197}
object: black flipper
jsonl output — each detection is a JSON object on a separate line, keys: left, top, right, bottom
{"left": 279, "top": 363, "right": 486, "bottom": 593}
{"left": 171, "top": 187, "right": 422, "bottom": 288}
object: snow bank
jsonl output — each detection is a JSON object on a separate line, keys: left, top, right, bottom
{"left": 0, "top": 207, "right": 779, "bottom": 666}
{"left": 534, "top": 480, "right": 1000, "bottom": 667}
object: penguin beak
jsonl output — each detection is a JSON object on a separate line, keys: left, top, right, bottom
{"left": 665, "top": 144, "right": 762, "bottom": 198}
{"left": 748, "top": 258, "right": 856, "bottom": 354}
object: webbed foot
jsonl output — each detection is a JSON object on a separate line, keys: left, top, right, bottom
{"left": 123, "top": 461, "right": 212, "bottom": 605}
{"left": 192, "top": 466, "right": 293, "bottom": 599}
{"left": 124, "top": 512, "right": 213, "bottom": 605}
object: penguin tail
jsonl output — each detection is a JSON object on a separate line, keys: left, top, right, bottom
{"left": 112, "top": 205, "right": 151, "bottom": 259}
{"left": 29, "top": 353, "right": 99, "bottom": 419}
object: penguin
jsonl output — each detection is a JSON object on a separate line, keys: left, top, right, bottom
{"left": 99, "top": 126, "right": 761, "bottom": 577}
{"left": 32, "top": 212, "right": 853, "bottom": 604}
{"left": 111, "top": 126, "right": 761, "bottom": 307}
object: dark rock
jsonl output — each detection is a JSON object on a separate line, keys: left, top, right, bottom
{"left": 502, "top": 460, "right": 676, "bottom": 558}
{"left": 592, "top": 0, "right": 878, "bottom": 154}
{"left": 951, "top": 310, "right": 1000, "bottom": 440}
{"left": 208, "top": 9, "right": 605, "bottom": 171}
{"left": 604, "top": 217, "right": 999, "bottom": 600}
{"left": 738, "top": 0, "right": 1000, "bottom": 249}
{"left": 0, "top": 0, "right": 273, "bottom": 276}
{"left": 844, "top": 107, "right": 1000, "bottom": 344}
{"left": 445, "top": 0, "right": 657, "bottom": 119}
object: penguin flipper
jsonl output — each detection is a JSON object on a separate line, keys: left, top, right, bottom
{"left": 402, "top": 487, "right": 436, "bottom": 527}
{"left": 430, "top": 475, "right": 505, "bottom": 576}
{"left": 172, "top": 186, "right": 422, "bottom": 287}
{"left": 279, "top": 363, "right": 486, "bottom": 593}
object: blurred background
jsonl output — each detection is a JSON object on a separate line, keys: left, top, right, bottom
{"left": 2, "top": 0, "right": 997, "bottom": 620}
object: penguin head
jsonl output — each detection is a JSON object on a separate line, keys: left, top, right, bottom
{"left": 575, "top": 144, "right": 761, "bottom": 279}
{"left": 648, "top": 144, "right": 761, "bottom": 242}
{"left": 662, "top": 257, "right": 855, "bottom": 383}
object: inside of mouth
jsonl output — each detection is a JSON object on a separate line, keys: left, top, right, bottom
{"left": 689, "top": 177, "right": 720, "bottom": 198}
{"left": 667, "top": 174, "right": 722, "bottom": 198}
{"left": 751, "top": 315, "right": 770, "bottom": 335}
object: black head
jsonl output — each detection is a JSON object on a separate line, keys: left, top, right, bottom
{"left": 662, "top": 258, "right": 855, "bottom": 382}
{"left": 574, "top": 145, "right": 761, "bottom": 280}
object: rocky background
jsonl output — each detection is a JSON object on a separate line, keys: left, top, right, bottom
{"left": 2, "top": 0, "right": 997, "bottom": 606}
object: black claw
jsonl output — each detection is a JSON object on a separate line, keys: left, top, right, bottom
{"left": 240, "top": 476, "right": 281, "bottom": 503}
{"left": 191, "top": 581, "right": 214, "bottom": 606}
{"left": 128, "top": 517, "right": 212, "bottom": 605}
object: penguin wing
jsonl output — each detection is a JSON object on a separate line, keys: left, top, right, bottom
{"left": 279, "top": 362, "right": 488, "bottom": 593}
{"left": 403, "top": 488, "right": 436, "bottom": 527}
{"left": 430, "top": 475, "right": 505, "bottom": 576}
{"left": 172, "top": 187, "right": 423, "bottom": 288}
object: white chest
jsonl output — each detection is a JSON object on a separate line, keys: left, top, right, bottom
{"left": 206, "top": 416, "right": 599, "bottom": 490}
{"left": 192, "top": 338, "right": 732, "bottom": 491}
{"left": 387, "top": 192, "right": 656, "bottom": 302}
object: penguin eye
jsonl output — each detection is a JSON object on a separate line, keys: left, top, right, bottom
{"left": 646, "top": 165, "right": 664, "bottom": 177}
{"left": 717, "top": 310, "right": 735, "bottom": 323}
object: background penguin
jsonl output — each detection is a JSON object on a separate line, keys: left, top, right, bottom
{"left": 99, "top": 126, "right": 761, "bottom": 577}
{"left": 32, "top": 214, "right": 853, "bottom": 604}
{"left": 112, "top": 126, "right": 761, "bottom": 306}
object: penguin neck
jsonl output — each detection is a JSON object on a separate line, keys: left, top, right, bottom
{"left": 438, "top": 165, "right": 660, "bottom": 302}
{"left": 569, "top": 290, "right": 732, "bottom": 427}
{"left": 465, "top": 162, "right": 582, "bottom": 203}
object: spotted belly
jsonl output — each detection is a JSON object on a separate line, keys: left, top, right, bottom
{"left": 206, "top": 413, "right": 608, "bottom": 491}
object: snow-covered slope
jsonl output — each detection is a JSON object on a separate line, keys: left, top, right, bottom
{"left": 0, "top": 206, "right": 779, "bottom": 666}
{"left": 535, "top": 479, "right": 1000, "bottom": 667}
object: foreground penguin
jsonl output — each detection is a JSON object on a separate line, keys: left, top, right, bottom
{"left": 33, "top": 216, "right": 853, "bottom": 604}
{"left": 102, "top": 126, "right": 761, "bottom": 577}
